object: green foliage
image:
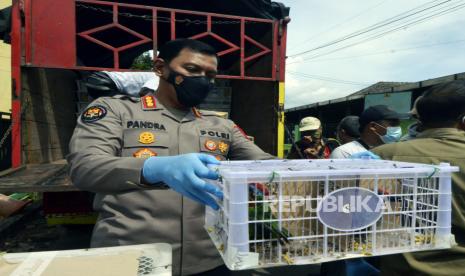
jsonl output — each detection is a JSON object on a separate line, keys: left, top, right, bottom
{"left": 248, "top": 191, "right": 290, "bottom": 245}
{"left": 131, "top": 52, "right": 153, "bottom": 70}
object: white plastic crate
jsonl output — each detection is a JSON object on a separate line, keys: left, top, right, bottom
{"left": 205, "top": 159, "right": 459, "bottom": 270}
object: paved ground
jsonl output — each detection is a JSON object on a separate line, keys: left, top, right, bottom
{"left": 0, "top": 205, "right": 321, "bottom": 275}
{"left": 0, "top": 205, "right": 94, "bottom": 253}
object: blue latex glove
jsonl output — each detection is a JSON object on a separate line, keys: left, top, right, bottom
{"left": 350, "top": 151, "right": 381, "bottom": 160}
{"left": 142, "top": 153, "right": 223, "bottom": 210}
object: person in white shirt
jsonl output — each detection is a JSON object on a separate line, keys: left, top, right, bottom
{"left": 330, "top": 105, "right": 404, "bottom": 159}
{"left": 330, "top": 116, "right": 363, "bottom": 159}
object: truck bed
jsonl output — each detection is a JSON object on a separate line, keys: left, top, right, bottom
{"left": 0, "top": 159, "right": 77, "bottom": 193}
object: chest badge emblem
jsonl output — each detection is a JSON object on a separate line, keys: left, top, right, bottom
{"left": 133, "top": 148, "right": 157, "bottom": 158}
{"left": 218, "top": 141, "right": 229, "bottom": 153}
{"left": 139, "top": 132, "right": 155, "bottom": 144}
{"left": 204, "top": 140, "right": 218, "bottom": 151}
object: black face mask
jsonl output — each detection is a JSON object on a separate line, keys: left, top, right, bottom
{"left": 166, "top": 68, "right": 216, "bottom": 107}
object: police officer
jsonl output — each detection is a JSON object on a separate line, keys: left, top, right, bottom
{"left": 67, "top": 39, "right": 273, "bottom": 275}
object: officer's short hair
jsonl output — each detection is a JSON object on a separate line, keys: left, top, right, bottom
{"left": 417, "top": 79, "right": 465, "bottom": 125}
{"left": 158, "top": 39, "right": 217, "bottom": 63}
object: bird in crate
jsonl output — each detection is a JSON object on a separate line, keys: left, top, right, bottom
{"left": 248, "top": 183, "right": 290, "bottom": 246}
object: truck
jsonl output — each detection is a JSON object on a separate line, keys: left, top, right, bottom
{"left": 0, "top": 0, "right": 289, "bottom": 220}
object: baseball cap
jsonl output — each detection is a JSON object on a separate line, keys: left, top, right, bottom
{"left": 359, "top": 105, "right": 406, "bottom": 130}
{"left": 338, "top": 116, "right": 360, "bottom": 138}
{"left": 299, "top": 117, "right": 321, "bottom": 132}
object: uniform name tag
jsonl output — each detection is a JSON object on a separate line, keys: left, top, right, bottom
{"left": 127, "top": 121, "right": 166, "bottom": 131}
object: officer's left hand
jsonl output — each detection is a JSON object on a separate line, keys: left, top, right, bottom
{"left": 142, "top": 153, "right": 223, "bottom": 210}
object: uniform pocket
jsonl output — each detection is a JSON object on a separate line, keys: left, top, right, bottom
{"left": 122, "top": 129, "right": 170, "bottom": 158}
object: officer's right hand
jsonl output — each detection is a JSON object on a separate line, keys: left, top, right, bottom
{"left": 142, "top": 153, "right": 223, "bottom": 210}
{"left": 349, "top": 151, "right": 381, "bottom": 160}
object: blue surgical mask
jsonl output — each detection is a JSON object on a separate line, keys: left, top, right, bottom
{"left": 380, "top": 126, "right": 402, "bottom": 144}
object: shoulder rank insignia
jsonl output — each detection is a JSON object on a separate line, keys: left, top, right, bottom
{"left": 81, "top": 105, "right": 107, "bottom": 123}
{"left": 192, "top": 107, "right": 202, "bottom": 118}
{"left": 139, "top": 132, "right": 155, "bottom": 144}
{"left": 133, "top": 148, "right": 157, "bottom": 158}
{"left": 141, "top": 95, "right": 157, "bottom": 110}
{"left": 204, "top": 140, "right": 218, "bottom": 151}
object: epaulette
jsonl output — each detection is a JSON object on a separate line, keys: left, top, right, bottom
{"left": 198, "top": 109, "right": 229, "bottom": 119}
{"left": 111, "top": 94, "right": 140, "bottom": 102}
{"left": 141, "top": 94, "right": 157, "bottom": 110}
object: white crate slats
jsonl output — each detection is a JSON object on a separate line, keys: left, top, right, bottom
{"left": 205, "top": 159, "right": 458, "bottom": 270}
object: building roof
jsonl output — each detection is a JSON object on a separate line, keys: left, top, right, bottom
{"left": 348, "top": 81, "right": 412, "bottom": 97}
{"left": 285, "top": 72, "right": 465, "bottom": 113}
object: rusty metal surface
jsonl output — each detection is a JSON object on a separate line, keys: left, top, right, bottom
{"left": 23, "top": 0, "right": 282, "bottom": 81}
{"left": 0, "top": 159, "right": 78, "bottom": 193}
{"left": 11, "top": 1, "right": 21, "bottom": 168}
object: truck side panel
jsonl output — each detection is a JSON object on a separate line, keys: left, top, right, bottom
{"left": 21, "top": 68, "right": 77, "bottom": 163}
{"left": 230, "top": 80, "right": 278, "bottom": 155}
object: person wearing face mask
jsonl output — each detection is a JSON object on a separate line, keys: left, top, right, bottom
{"left": 372, "top": 79, "right": 465, "bottom": 276}
{"left": 287, "top": 116, "right": 339, "bottom": 159}
{"left": 329, "top": 105, "right": 404, "bottom": 159}
{"left": 322, "top": 108, "right": 403, "bottom": 274}
{"left": 67, "top": 39, "right": 274, "bottom": 276}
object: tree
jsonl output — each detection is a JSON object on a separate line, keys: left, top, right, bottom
{"left": 131, "top": 52, "right": 153, "bottom": 70}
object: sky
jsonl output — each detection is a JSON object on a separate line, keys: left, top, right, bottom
{"left": 280, "top": 0, "right": 465, "bottom": 109}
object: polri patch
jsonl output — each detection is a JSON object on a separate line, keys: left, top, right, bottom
{"left": 200, "top": 130, "right": 230, "bottom": 140}
{"left": 81, "top": 105, "right": 107, "bottom": 123}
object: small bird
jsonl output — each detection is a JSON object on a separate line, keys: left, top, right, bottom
{"left": 248, "top": 183, "right": 290, "bottom": 246}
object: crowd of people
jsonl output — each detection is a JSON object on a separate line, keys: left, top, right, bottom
{"left": 287, "top": 104, "right": 406, "bottom": 160}
{"left": 288, "top": 79, "right": 465, "bottom": 275}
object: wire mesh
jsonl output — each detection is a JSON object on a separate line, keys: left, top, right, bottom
{"left": 205, "top": 159, "right": 456, "bottom": 269}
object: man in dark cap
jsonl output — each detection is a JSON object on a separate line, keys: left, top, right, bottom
{"left": 330, "top": 105, "right": 404, "bottom": 158}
